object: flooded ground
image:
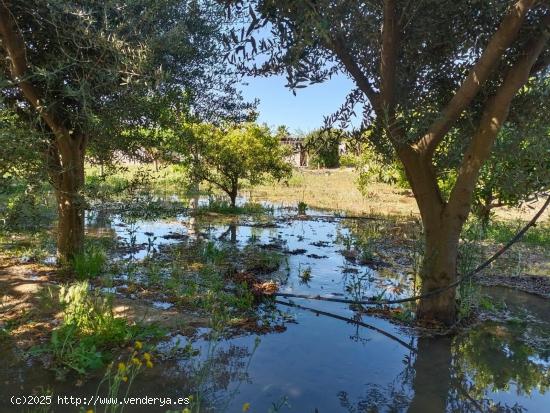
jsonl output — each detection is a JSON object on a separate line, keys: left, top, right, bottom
{"left": 1, "top": 198, "right": 549, "bottom": 412}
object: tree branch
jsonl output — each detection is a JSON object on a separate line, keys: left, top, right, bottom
{"left": 378, "top": 0, "right": 407, "bottom": 146}
{"left": 415, "top": 0, "right": 536, "bottom": 157}
{"left": 0, "top": 2, "right": 71, "bottom": 143}
{"left": 327, "top": 35, "right": 381, "bottom": 114}
{"left": 380, "top": 0, "right": 399, "bottom": 114}
{"left": 447, "top": 26, "right": 549, "bottom": 220}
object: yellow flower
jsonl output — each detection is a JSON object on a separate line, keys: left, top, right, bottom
{"left": 134, "top": 341, "right": 143, "bottom": 350}
{"left": 86, "top": 410, "right": 94, "bottom": 413}
{"left": 117, "top": 362, "right": 126, "bottom": 373}
{"left": 242, "top": 402, "right": 251, "bottom": 412}
{"left": 143, "top": 352, "right": 151, "bottom": 361}
{"left": 146, "top": 360, "right": 153, "bottom": 369}
{"left": 131, "top": 357, "right": 141, "bottom": 366}
{"left": 182, "top": 409, "right": 191, "bottom": 413}
{"left": 122, "top": 376, "right": 128, "bottom": 382}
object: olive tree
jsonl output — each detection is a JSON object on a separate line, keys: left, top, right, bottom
{"left": 225, "top": 0, "right": 550, "bottom": 324}
{"left": 0, "top": 0, "right": 239, "bottom": 261}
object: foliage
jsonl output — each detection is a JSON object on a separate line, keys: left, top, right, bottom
{"left": 90, "top": 343, "right": 156, "bottom": 413}
{"left": 434, "top": 89, "right": 550, "bottom": 224}
{"left": 465, "top": 218, "right": 550, "bottom": 248}
{"left": 0, "top": 188, "right": 54, "bottom": 231}
{"left": 303, "top": 128, "right": 342, "bottom": 168}
{"left": 356, "top": 142, "right": 406, "bottom": 189}
{"left": 174, "top": 122, "right": 292, "bottom": 206}
{"left": 73, "top": 246, "right": 107, "bottom": 280}
{"left": 32, "top": 282, "right": 162, "bottom": 376}
{"left": 196, "top": 198, "right": 268, "bottom": 215}
{"left": 339, "top": 153, "right": 361, "bottom": 168}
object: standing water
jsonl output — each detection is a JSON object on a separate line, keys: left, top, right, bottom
{"left": 2, "top": 199, "right": 549, "bottom": 412}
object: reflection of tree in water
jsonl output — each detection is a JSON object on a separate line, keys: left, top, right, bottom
{"left": 189, "top": 340, "right": 259, "bottom": 412}
{"left": 453, "top": 321, "right": 550, "bottom": 411}
{"left": 336, "top": 338, "right": 416, "bottom": 413}
{"left": 335, "top": 323, "right": 550, "bottom": 413}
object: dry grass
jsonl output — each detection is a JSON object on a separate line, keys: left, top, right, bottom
{"left": 249, "top": 168, "right": 419, "bottom": 216}
{"left": 248, "top": 168, "right": 550, "bottom": 223}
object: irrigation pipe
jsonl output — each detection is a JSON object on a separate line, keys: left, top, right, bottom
{"left": 273, "top": 195, "right": 550, "bottom": 306}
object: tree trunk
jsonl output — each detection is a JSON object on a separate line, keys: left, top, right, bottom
{"left": 474, "top": 193, "right": 493, "bottom": 229}
{"left": 408, "top": 337, "right": 452, "bottom": 413}
{"left": 398, "top": 150, "right": 460, "bottom": 325}
{"left": 416, "top": 219, "right": 461, "bottom": 326}
{"left": 229, "top": 181, "right": 238, "bottom": 208}
{"left": 49, "top": 136, "right": 87, "bottom": 263}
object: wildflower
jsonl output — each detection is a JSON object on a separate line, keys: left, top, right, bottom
{"left": 134, "top": 341, "right": 143, "bottom": 350}
{"left": 242, "top": 402, "right": 251, "bottom": 412}
{"left": 143, "top": 352, "right": 151, "bottom": 361}
{"left": 117, "top": 362, "right": 126, "bottom": 373}
{"left": 86, "top": 410, "right": 94, "bottom": 413}
{"left": 131, "top": 357, "right": 141, "bottom": 366}
{"left": 146, "top": 360, "right": 153, "bottom": 369}
{"left": 122, "top": 376, "right": 128, "bottom": 382}
{"left": 182, "top": 409, "right": 191, "bottom": 413}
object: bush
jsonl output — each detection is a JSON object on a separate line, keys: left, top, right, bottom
{"left": 0, "top": 190, "right": 52, "bottom": 230}
{"left": 339, "top": 153, "right": 361, "bottom": 168}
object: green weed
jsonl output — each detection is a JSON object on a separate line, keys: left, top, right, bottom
{"left": 196, "top": 198, "right": 268, "bottom": 215}
{"left": 73, "top": 245, "right": 107, "bottom": 280}
{"left": 298, "top": 265, "right": 312, "bottom": 284}
{"left": 31, "top": 282, "right": 163, "bottom": 376}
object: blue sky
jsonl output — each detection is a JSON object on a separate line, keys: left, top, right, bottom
{"left": 238, "top": 73, "right": 360, "bottom": 134}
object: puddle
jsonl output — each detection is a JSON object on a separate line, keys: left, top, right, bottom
{"left": 1, "top": 198, "right": 549, "bottom": 412}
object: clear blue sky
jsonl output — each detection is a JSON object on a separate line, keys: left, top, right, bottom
{"left": 238, "top": 73, "right": 360, "bottom": 134}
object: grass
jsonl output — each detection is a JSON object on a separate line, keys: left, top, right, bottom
{"left": 250, "top": 168, "right": 418, "bottom": 216}
{"left": 85, "top": 163, "right": 192, "bottom": 200}
{"left": 31, "top": 281, "right": 163, "bottom": 377}
{"left": 195, "top": 198, "right": 270, "bottom": 215}
{"left": 73, "top": 245, "right": 107, "bottom": 280}
{"left": 481, "top": 219, "right": 550, "bottom": 247}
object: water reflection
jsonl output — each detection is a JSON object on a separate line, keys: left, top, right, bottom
{"left": 3, "top": 197, "right": 549, "bottom": 412}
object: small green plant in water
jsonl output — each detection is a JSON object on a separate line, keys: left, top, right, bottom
{"left": 298, "top": 265, "right": 312, "bottom": 284}
{"left": 297, "top": 201, "right": 308, "bottom": 215}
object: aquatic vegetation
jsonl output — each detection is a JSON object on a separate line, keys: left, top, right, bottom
{"left": 298, "top": 265, "right": 312, "bottom": 284}
{"left": 196, "top": 198, "right": 269, "bottom": 215}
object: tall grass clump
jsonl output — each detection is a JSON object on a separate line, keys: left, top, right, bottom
{"left": 32, "top": 281, "right": 162, "bottom": 376}
{"left": 73, "top": 245, "right": 107, "bottom": 280}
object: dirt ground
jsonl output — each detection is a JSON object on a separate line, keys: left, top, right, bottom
{"left": 0, "top": 254, "right": 205, "bottom": 349}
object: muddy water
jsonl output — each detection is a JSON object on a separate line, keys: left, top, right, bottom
{"left": 2, "top": 202, "right": 549, "bottom": 412}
